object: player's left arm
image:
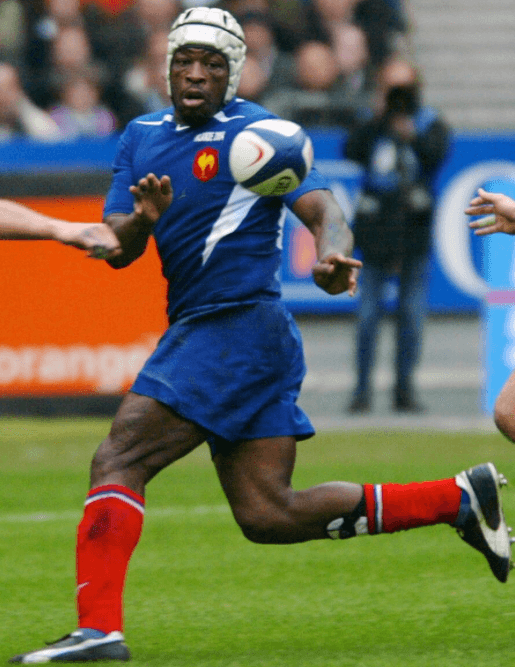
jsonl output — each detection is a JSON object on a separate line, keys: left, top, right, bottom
{"left": 292, "top": 188, "right": 362, "bottom": 296}
{"left": 0, "top": 198, "right": 122, "bottom": 258}
{"left": 104, "top": 173, "right": 173, "bottom": 269}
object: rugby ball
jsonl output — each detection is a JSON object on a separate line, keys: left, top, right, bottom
{"left": 229, "top": 119, "right": 314, "bottom": 196}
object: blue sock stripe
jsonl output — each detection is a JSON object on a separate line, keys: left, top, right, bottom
{"left": 453, "top": 489, "right": 471, "bottom": 528}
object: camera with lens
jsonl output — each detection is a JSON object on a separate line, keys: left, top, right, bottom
{"left": 385, "top": 84, "right": 420, "bottom": 116}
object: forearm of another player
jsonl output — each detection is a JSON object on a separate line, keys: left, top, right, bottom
{"left": 103, "top": 212, "right": 154, "bottom": 268}
{"left": 0, "top": 200, "right": 65, "bottom": 240}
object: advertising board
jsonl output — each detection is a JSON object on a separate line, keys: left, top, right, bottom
{"left": 1, "top": 132, "right": 515, "bottom": 399}
{"left": 0, "top": 196, "right": 167, "bottom": 396}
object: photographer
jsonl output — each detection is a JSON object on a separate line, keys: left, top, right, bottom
{"left": 345, "top": 57, "right": 451, "bottom": 413}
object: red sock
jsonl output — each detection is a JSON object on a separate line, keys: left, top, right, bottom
{"left": 76, "top": 485, "right": 144, "bottom": 634}
{"left": 363, "top": 478, "right": 461, "bottom": 534}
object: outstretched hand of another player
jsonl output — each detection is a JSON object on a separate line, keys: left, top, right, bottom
{"left": 465, "top": 188, "right": 515, "bottom": 236}
{"left": 54, "top": 222, "right": 122, "bottom": 259}
{"left": 0, "top": 199, "right": 121, "bottom": 258}
{"left": 312, "top": 253, "right": 363, "bottom": 296}
{"left": 130, "top": 173, "right": 173, "bottom": 226}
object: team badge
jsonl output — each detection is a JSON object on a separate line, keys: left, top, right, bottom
{"left": 193, "top": 147, "right": 219, "bottom": 182}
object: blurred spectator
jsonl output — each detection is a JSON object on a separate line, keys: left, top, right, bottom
{"left": 22, "top": 0, "right": 84, "bottom": 84}
{"left": 47, "top": 0, "right": 84, "bottom": 22}
{"left": 134, "top": 0, "right": 180, "bottom": 35}
{"left": 27, "top": 23, "right": 103, "bottom": 110}
{"left": 237, "top": 55, "right": 269, "bottom": 102}
{"left": 261, "top": 41, "right": 366, "bottom": 128}
{"left": 294, "top": 41, "right": 340, "bottom": 90}
{"left": 123, "top": 30, "right": 170, "bottom": 113}
{"left": 309, "top": 0, "right": 359, "bottom": 45}
{"left": 236, "top": 10, "right": 295, "bottom": 104}
{"left": 221, "top": 0, "right": 269, "bottom": 15}
{"left": 52, "top": 23, "right": 95, "bottom": 76}
{"left": 49, "top": 65, "right": 117, "bottom": 139}
{"left": 80, "top": 0, "right": 148, "bottom": 127}
{"left": 0, "top": 0, "right": 25, "bottom": 66}
{"left": 0, "top": 61, "right": 62, "bottom": 141}
{"left": 372, "top": 54, "right": 419, "bottom": 115}
{"left": 263, "top": 0, "right": 314, "bottom": 52}
{"left": 79, "top": 0, "right": 135, "bottom": 16}
{"left": 12, "top": 0, "right": 414, "bottom": 139}
{"left": 353, "top": 0, "right": 412, "bottom": 70}
{"left": 345, "top": 59, "right": 451, "bottom": 414}
{"left": 332, "top": 21, "right": 369, "bottom": 76}
{"left": 81, "top": 0, "right": 146, "bottom": 74}
{"left": 292, "top": 0, "right": 377, "bottom": 116}
{"left": 220, "top": 0, "right": 314, "bottom": 52}
{"left": 240, "top": 9, "right": 275, "bottom": 63}
{"left": 313, "top": 0, "right": 357, "bottom": 23}
{"left": 309, "top": 1, "right": 370, "bottom": 77}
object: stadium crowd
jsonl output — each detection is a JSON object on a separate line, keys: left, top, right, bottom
{"left": 0, "top": 0, "right": 413, "bottom": 141}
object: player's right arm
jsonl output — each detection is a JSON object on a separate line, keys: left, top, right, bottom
{"left": 104, "top": 173, "right": 173, "bottom": 268}
{"left": 465, "top": 188, "right": 515, "bottom": 236}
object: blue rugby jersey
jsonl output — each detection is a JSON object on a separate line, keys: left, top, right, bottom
{"left": 103, "top": 98, "right": 329, "bottom": 322}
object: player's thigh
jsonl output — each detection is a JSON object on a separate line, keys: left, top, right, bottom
{"left": 93, "top": 391, "right": 207, "bottom": 475}
{"left": 213, "top": 436, "right": 297, "bottom": 515}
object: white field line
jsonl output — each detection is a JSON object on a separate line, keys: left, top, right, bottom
{"left": 0, "top": 504, "right": 231, "bottom": 525}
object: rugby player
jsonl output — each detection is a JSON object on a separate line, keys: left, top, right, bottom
{"left": 10, "top": 8, "right": 512, "bottom": 663}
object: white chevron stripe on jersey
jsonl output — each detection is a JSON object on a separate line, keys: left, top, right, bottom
{"left": 202, "top": 184, "right": 259, "bottom": 265}
{"left": 276, "top": 206, "right": 287, "bottom": 250}
{"left": 136, "top": 114, "right": 174, "bottom": 126}
{"left": 213, "top": 110, "right": 245, "bottom": 123}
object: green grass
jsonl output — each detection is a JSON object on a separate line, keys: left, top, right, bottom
{"left": 1, "top": 418, "right": 515, "bottom": 666}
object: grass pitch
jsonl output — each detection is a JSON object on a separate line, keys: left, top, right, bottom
{"left": 1, "top": 417, "right": 514, "bottom": 666}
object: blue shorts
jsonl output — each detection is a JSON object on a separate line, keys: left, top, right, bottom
{"left": 131, "top": 301, "right": 315, "bottom": 456}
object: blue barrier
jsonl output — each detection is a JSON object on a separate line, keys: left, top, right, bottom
{"left": 0, "top": 136, "right": 120, "bottom": 172}
{"left": 2, "top": 131, "right": 515, "bottom": 316}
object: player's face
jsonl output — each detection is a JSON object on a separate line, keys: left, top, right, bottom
{"left": 170, "top": 47, "right": 229, "bottom": 126}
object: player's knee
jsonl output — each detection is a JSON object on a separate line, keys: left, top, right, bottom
{"left": 90, "top": 437, "right": 124, "bottom": 478}
{"left": 90, "top": 424, "right": 145, "bottom": 478}
{"left": 232, "top": 506, "right": 289, "bottom": 544}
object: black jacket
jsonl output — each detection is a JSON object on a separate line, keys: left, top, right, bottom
{"left": 345, "top": 107, "right": 451, "bottom": 266}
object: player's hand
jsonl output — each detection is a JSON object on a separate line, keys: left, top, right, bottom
{"left": 130, "top": 173, "right": 173, "bottom": 225}
{"left": 312, "top": 253, "right": 363, "bottom": 296}
{"left": 55, "top": 222, "right": 122, "bottom": 258}
{"left": 465, "top": 188, "right": 515, "bottom": 236}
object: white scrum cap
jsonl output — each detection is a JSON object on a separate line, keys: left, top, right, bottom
{"left": 167, "top": 6, "right": 247, "bottom": 104}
